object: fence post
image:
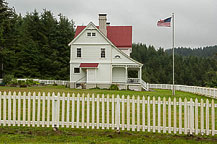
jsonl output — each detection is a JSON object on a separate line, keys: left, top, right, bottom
{"left": 179, "top": 98, "right": 182, "bottom": 134}
{"left": 212, "top": 99, "right": 215, "bottom": 136}
{"left": 96, "top": 94, "right": 100, "bottom": 129}
{"left": 52, "top": 93, "right": 58, "bottom": 129}
{"left": 173, "top": 98, "right": 177, "bottom": 134}
{"left": 158, "top": 97, "right": 161, "bottom": 133}
{"left": 142, "top": 96, "right": 145, "bottom": 132}
{"left": 184, "top": 98, "right": 187, "bottom": 134}
{"left": 122, "top": 95, "right": 125, "bottom": 131}
{"left": 132, "top": 95, "right": 135, "bottom": 131}
{"left": 116, "top": 95, "right": 120, "bottom": 130}
{"left": 201, "top": 99, "right": 204, "bottom": 135}
{"left": 152, "top": 97, "right": 156, "bottom": 133}
{"left": 168, "top": 97, "right": 171, "bottom": 133}
{"left": 195, "top": 98, "right": 198, "bottom": 135}
{"left": 127, "top": 95, "right": 130, "bottom": 131}
{"left": 163, "top": 97, "right": 166, "bottom": 133}
{"left": 206, "top": 99, "right": 209, "bottom": 135}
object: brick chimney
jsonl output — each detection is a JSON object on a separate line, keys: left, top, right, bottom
{"left": 99, "top": 14, "right": 107, "bottom": 36}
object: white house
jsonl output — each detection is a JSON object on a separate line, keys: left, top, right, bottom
{"left": 68, "top": 14, "right": 148, "bottom": 91}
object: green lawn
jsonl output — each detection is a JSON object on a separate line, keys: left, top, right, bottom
{"left": 0, "top": 85, "right": 215, "bottom": 101}
{"left": 0, "top": 126, "right": 217, "bottom": 144}
{"left": 0, "top": 86, "right": 217, "bottom": 143}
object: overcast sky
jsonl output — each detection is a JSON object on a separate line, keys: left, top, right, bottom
{"left": 7, "top": 0, "right": 217, "bottom": 49}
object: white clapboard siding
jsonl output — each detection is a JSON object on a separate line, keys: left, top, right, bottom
{"left": 0, "top": 91, "right": 217, "bottom": 136}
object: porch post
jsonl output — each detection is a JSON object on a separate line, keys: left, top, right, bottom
{"left": 139, "top": 66, "right": 142, "bottom": 83}
{"left": 125, "top": 66, "right": 128, "bottom": 83}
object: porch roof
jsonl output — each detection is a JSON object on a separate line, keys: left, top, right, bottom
{"left": 80, "top": 63, "right": 99, "bottom": 68}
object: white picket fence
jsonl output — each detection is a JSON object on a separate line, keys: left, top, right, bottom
{"left": 0, "top": 91, "right": 217, "bottom": 135}
{"left": 14, "top": 79, "right": 69, "bottom": 85}
{"left": 149, "top": 84, "right": 217, "bottom": 99}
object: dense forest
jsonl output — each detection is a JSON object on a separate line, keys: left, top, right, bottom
{"left": 131, "top": 44, "right": 217, "bottom": 87}
{"left": 0, "top": 0, "right": 217, "bottom": 87}
{"left": 165, "top": 46, "right": 217, "bottom": 58}
{"left": 0, "top": 0, "right": 74, "bottom": 80}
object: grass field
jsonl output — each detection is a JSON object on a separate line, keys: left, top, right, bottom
{"left": 0, "top": 126, "right": 217, "bottom": 144}
{"left": 0, "top": 85, "right": 215, "bottom": 101}
{"left": 0, "top": 86, "right": 217, "bottom": 143}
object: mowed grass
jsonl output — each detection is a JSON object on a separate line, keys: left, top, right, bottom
{"left": 0, "top": 86, "right": 217, "bottom": 143}
{"left": 0, "top": 85, "right": 215, "bottom": 101}
{"left": 0, "top": 126, "right": 217, "bottom": 144}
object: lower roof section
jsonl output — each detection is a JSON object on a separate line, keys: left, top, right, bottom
{"left": 80, "top": 63, "right": 99, "bottom": 68}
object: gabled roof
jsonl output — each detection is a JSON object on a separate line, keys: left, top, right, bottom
{"left": 69, "top": 22, "right": 143, "bottom": 66}
{"left": 74, "top": 26, "right": 132, "bottom": 48}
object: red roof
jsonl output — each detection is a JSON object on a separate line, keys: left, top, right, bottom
{"left": 74, "top": 26, "right": 132, "bottom": 48}
{"left": 80, "top": 63, "right": 99, "bottom": 68}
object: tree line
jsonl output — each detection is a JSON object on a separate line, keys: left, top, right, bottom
{"left": 165, "top": 45, "right": 217, "bottom": 58}
{"left": 131, "top": 44, "right": 217, "bottom": 87}
{"left": 1, "top": 0, "right": 216, "bottom": 87}
{"left": 0, "top": 0, "right": 74, "bottom": 80}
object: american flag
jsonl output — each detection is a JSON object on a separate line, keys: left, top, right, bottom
{"left": 157, "top": 17, "right": 172, "bottom": 27}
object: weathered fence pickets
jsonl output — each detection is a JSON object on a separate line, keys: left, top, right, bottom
{"left": 149, "top": 84, "right": 217, "bottom": 98}
{"left": 0, "top": 91, "right": 217, "bottom": 136}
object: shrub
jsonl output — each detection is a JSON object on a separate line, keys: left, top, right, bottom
{"left": 8, "top": 79, "right": 18, "bottom": 87}
{"left": 109, "top": 84, "right": 119, "bottom": 90}
{"left": 3, "top": 74, "right": 14, "bottom": 84}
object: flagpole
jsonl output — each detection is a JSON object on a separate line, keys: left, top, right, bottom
{"left": 172, "top": 13, "right": 175, "bottom": 96}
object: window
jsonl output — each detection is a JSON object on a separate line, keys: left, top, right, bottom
{"left": 101, "top": 48, "right": 105, "bottom": 58}
{"left": 87, "top": 32, "right": 91, "bottom": 36}
{"left": 77, "top": 48, "right": 81, "bottom": 58}
{"left": 87, "top": 32, "right": 96, "bottom": 37}
{"left": 74, "top": 68, "right": 80, "bottom": 73}
{"left": 92, "top": 32, "right": 96, "bottom": 36}
{"left": 115, "top": 55, "right": 121, "bottom": 59}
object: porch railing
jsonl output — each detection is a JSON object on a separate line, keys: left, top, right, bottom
{"left": 127, "top": 78, "right": 140, "bottom": 84}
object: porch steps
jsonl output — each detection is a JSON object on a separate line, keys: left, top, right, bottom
{"left": 141, "top": 80, "right": 149, "bottom": 91}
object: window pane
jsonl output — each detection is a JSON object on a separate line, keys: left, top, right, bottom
{"left": 74, "top": 68, "right": 80, "bottom": 73}
{"left": 77, "top": 48, "right": 81, "bottom": 57}
{"left": 101, "top": 48, "right": 105, "bottom": 58}
{"left": 87, "top": 32, "right": 91, "bottom": 36}
{"left": 92, "top": 33, "right": 96, "bottom": 36}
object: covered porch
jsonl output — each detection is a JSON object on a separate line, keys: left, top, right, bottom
{"left": 112, "top": 64, "right": 142, "bottom": 84}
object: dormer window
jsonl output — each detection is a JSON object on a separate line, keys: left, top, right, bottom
{"left": 87, "top": 32, "right": 96, "bottom": 37}
{"left": 92, "top": 32, "right": 96, "bottom": 36}
{"left": 87, "top": 32, "right": 91, "bottom": 36}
